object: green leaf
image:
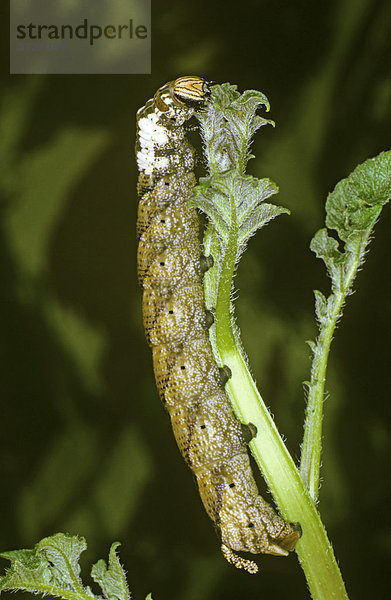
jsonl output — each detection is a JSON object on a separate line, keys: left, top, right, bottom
{"left": 36, "top": 534, "right": 88, "bottom": 594}
{"left": 311, "top": 151, "right": 391, "bottom": 293}
{"left": 325, "top": 152, "right": 391, "bottom": 241}
{"left": 190, "top": 178, "right": 230, "bottom": 241}
{"left": 0, "top": 534, "right": 89, "bottom": 599}
{"left": 310, "top": 229, "right": 345, "bottom": 290}
{"left": 0, "top": 548, "right": 52, "bottom": 594}
{"left": 91, "top": 543, "right": 129, "bottom": 600}
{"left": 313, "top": 289, "right": 328, "bottom": 324}
{"left": 0, "top": 534, "right": 134, "bottom": 600}
{"left": 193, "top": 168, "right": 286, "bottom": 273}
{"left": 238, "top": 202, "right": 289, "bottom": 248}
{"left": 196, "top": 83, "right": 274, "bottom": 176}
{"left": 193, "top": 85, "right": 287, "bottom": 275}
{"left": 301, "top": 150, "right": 391, "bottom": 502}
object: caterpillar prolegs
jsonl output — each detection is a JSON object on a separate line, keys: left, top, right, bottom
{"left": 136, "top": 76, "right": 301, "bottom": 573}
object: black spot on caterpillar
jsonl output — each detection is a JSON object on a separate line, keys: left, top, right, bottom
{"left": 241, "top": 422, "right": 258, "bottom": 444}
{"left": 136, "top": 76, "right": 301, "bottom": 573}
{"left": 200, "top": 254, "right": 214, "bottom": 273}
{"left": 219, "top": 365, "right": 232, "bottom": 387}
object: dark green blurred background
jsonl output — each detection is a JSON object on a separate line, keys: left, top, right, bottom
{"left": 1, "top": 1, "right": 391, "bottom": 599}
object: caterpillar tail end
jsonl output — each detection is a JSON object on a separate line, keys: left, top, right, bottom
{"left": 221, "top": 544, "right": 258, "bottom": 574}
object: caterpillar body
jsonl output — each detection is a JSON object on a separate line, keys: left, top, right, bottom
{"left": 136, "top": 76, "right": 301, "bottom": 573}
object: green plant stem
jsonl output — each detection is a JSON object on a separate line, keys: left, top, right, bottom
{"left": 299, "top": 307, "right": 337, "bottom": 501}
{"left": 300, "top": 234, "right": 369, "bottom": 501}
{"left": 206, "top": 205, "right": 349, "bottom": 600}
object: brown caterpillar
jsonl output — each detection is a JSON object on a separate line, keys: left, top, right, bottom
{"left": 136, "top": 76, "right": 301, "bottom": 573}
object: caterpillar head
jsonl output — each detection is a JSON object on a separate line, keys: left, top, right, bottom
{"left": 154, "top": 76, "right": 210, "bottom": 120}
{"left": 173, "top": 76, "right": 211, "bottom": 105}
